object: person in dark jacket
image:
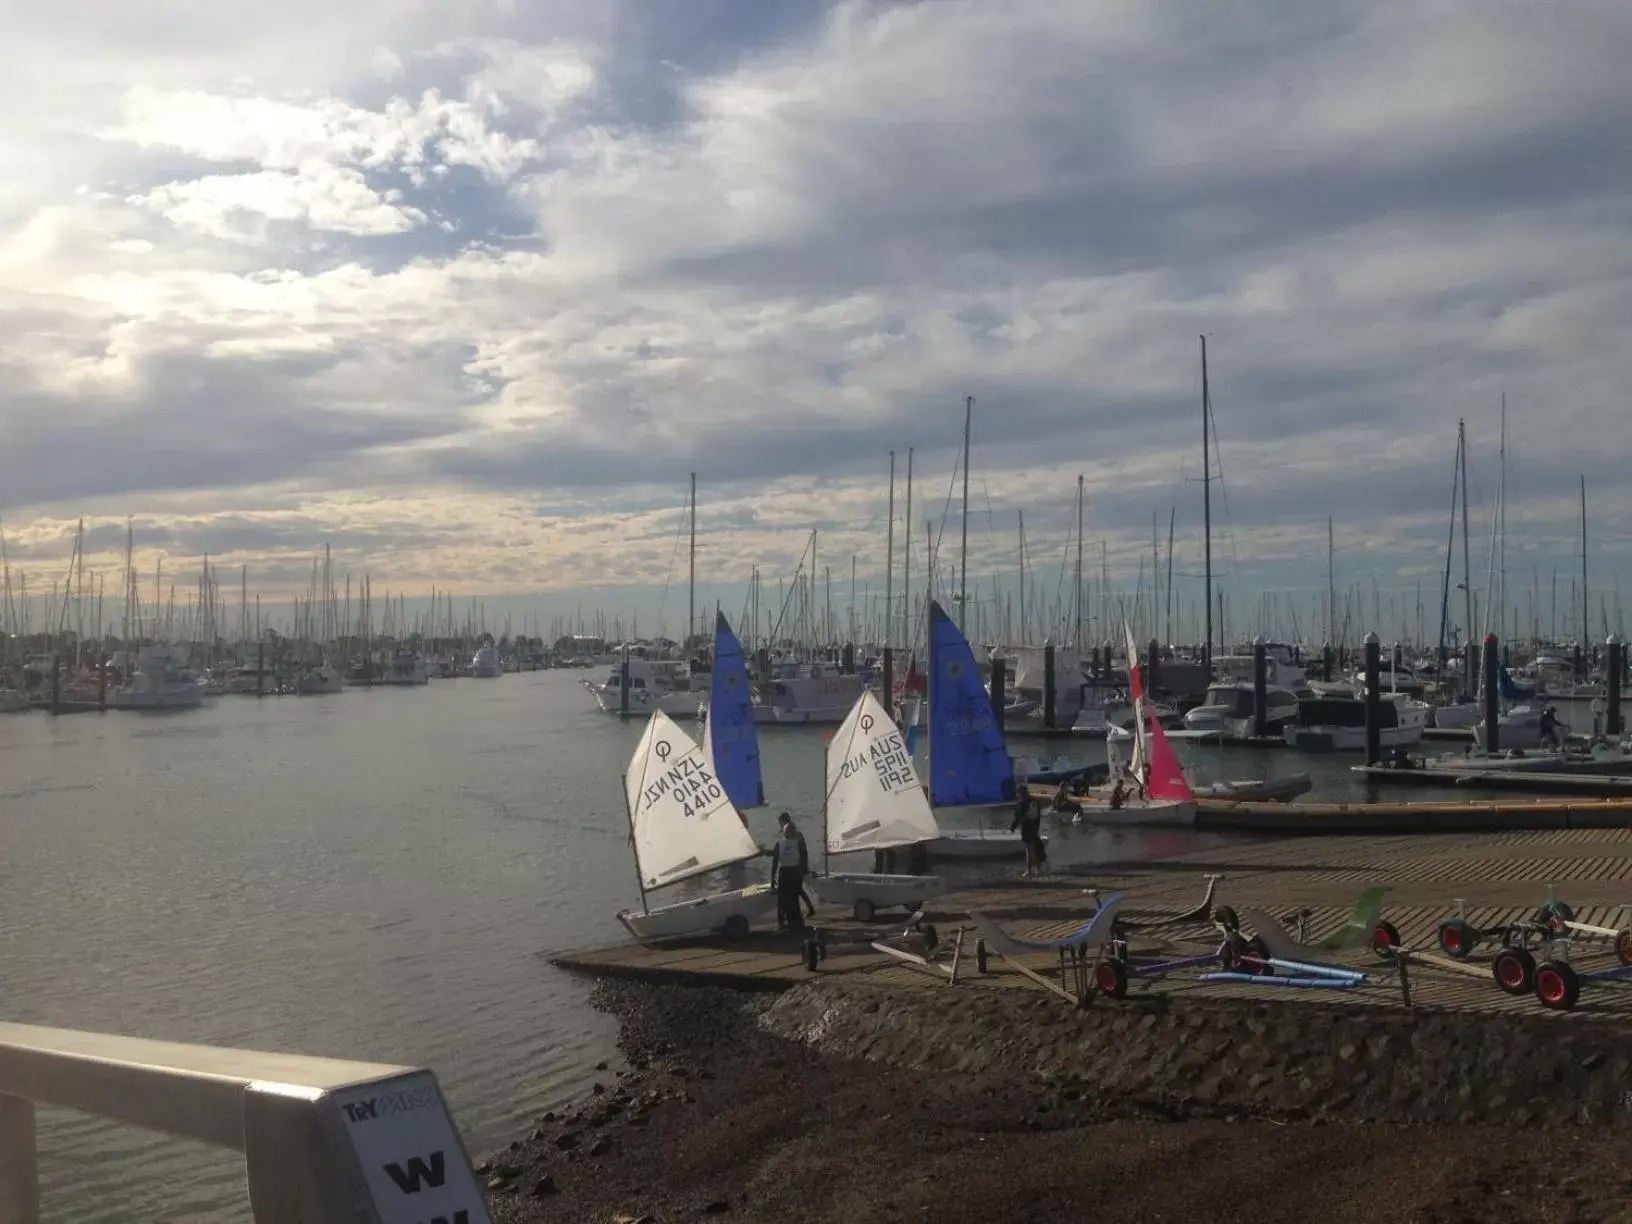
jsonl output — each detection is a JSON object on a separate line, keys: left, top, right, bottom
{"left": 1010, "top": 788, "right": 1045, "bottom": 878}
{"left": 770, "top": 812, "right": 812, "bottom": 930}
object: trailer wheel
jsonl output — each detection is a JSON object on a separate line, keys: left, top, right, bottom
{"left": 1244, "top": 935, "right": 1275, "bottom": 976}
{"left": 852, "top": 898, "right": 876, "bottom": 923}
{"left": 1535, "top": 961, "right": 1580, "bottom": 1011}
{"left": 803, "top": 936, "right": 821, "bottom": 972}
{"left": 1370, "top": 920, "right": 1401, "bottom": 957}
{"left": 1492, "top": 946, "right": 1536, "bottom": 995}
{"left": 1221, "top": 934, "right": 1250, "bottom": 971}
{"left": 1539, "top": 899, "right": 1576, "bottom": 926}
{"left": 1094, "top": 958, "right": 1129, "bottom": 1000}
{"left": 976, "top": 939, "right": 989, "bottom": 975}
{"left": 1437, "top": 918, "right": 1475, "bottom": 958}
{"left": 1615, "top": 930, "right": 1632, "bottom": 967}
{"left": 921, "top": 923, "right": 939, "bottom": 954}
{"left": 1213, "top": 905, "right": 1240, "bottom": 932}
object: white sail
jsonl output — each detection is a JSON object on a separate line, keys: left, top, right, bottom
{"left": 626, "top": 711, "right": 760, "bottom": 890}
{"left": 824, "top": 691, "right": 941, "bottom": 854}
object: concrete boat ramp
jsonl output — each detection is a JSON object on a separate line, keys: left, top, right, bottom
{"left": 551, "top": 827, "right": 1632, "bottom": 1019}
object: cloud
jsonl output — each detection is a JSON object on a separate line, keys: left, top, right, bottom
{"left": 1, "top": 0, "right": 1630, "bottom": 646}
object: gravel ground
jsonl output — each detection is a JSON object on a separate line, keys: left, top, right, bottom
{"left": 485, "top": 980, "right": 1632, "bottom": 1224}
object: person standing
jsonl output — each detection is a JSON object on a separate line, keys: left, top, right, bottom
{"left": 769, "top": 812, "right": 811, "bottom": 930}
{"left": 1010, "top": 787, "right": 1045, "bottom": 878}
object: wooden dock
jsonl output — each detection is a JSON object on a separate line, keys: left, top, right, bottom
{"left": 1193, "top": 795, "right": 1632, "bottom": 832}
{"left": 550, "top": 827, "right": 1632, "bottom": 1019}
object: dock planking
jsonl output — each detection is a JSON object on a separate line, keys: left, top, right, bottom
{"left": 549, "top": 827, "right": 1632, "bottom": 1019}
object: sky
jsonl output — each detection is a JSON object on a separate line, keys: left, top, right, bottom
{"left": 2, "top": 0, "right": 1630, "bottom": 647}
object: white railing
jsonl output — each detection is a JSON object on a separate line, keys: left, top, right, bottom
{"left": 0, "top": 1021, "right": 492, "bottom": 1223}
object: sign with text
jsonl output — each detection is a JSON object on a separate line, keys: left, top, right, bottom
{"left": 333, "top": 1071, "right": 492, "bottom": 1224}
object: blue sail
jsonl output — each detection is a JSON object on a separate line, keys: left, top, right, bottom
{"left": 1497, "top": 666, "right": 1534, "bottom": 701}
{"left": 707, "top": 611, "right": 764, "bottom": 809}
{"left": 928, "top": 600, "right": 1015, "bottom": 807}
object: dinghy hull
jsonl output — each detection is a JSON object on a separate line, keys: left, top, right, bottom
{"left": 813, "top": 873, "right": 944, "bottom": 921}
{"left": 616, "top": 885, "right": 778, "bottom": 942}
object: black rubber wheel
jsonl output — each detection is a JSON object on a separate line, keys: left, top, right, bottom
{"left": 1491, "top": 946, "right": 1536, "bottom": 995}
{"left": 722, "top": 914, "right": 750, "bottom": 942}
{"left": 1534, "top": 961, "right": 1581, "bottom": 1011}
{"left": 1437, "top": 917, "right": 1475, "bottom": 959}
{"left": 1244, "top": 935, "right": 1275, "bottom": 976}
{"left": 803, "top": 938, "right": 820, "bottom": 972}
{"left": 921, "top": 923, "right": 939, "bottom": 954}
{"left": 1370, "top": 919, "right": 1401, "bottom": 957}
{"left": 1221, "top": 934, "right": 1250, "bottom": 971}
{"left": 852, "top": 898, "right": 876, "bottom": 923}
{"left": 976, "top": 940, "right": 989, "bottom": 974}
{"left": 1539, "top": 899, "right": 1576, "bottom": 926}
{"left": 1214, "top": 904, "right": 1241, "bottom": 932}
{"left": 1093, "top": 958, "right": 1129, "bottom": 1000}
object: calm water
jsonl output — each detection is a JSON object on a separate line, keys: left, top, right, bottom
{"left": 0, "top": 671, "right": 1549, "bottom": 1219}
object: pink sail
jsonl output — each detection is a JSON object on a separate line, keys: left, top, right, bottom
{"left": 1126, "top": 647, "right": 1192, "bottom": 802}
{"left": 1143, "top": 711, "right": 1195, "bottom": 802}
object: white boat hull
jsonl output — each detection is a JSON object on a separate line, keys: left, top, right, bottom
{"left": 923, "top": 830, "right": 1042, "bottom": 860}
{"left": 0, "top": 689, "right": 29, "bottom": 713}
{"left": 813, "top": 873, "right": 944, "bottom": 919}
{"left": 616, "top": 885, "right": 778, "bottom": 942}
{"left": 1070, "top": 799, "right": 1194, "bottom": 827}
{"left": 1285, "top": 724, "right": 1424, "bottom": 751}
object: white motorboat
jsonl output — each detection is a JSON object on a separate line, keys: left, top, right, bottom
{"left": 1431, "top": 701, "right": 1479, "bottom": 728}
{"left": 108, "top": 644, "right": 204, "bottom": 710}
{"left": 1284, "top": 693, "right": 1430, "bottom": 751}
{"left": 471, "top": 641, "right": 503, "bottom": 678}
{"left": 296, "top": 660, "right": 345, "bottom": 694}
{"left": 375, "top": 648, "right": 430, "bottom": 686}
{"left": 761, "top": 662, "right": 865, "bottom": 724}
{"left": 585, "top": 658, "right": 699, "bottom": 718}
{"left": 616, "top": 711, "right": 779, "bottom": 942}
{"left": 224, "top": 661, "right": 272, "bottom": 695}
{"left": 1474, "top": 704, "right": 1549, "bottom": 752}
{"left": 814, "top": 690, "right": 945, "bottom": 921}
{"left": 1182, "top": 681, "right": 1302, "bottom": 739}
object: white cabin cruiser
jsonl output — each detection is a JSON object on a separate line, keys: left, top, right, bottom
{"left": 814, "top": 691, "right": 945, "bottom": 922}
{"left": 471, "top": 641, "right": 502, "bottom": 678}
{"left": 760, "top": 662, "right": 866, "bottom": 724}
{"left": 585, "top": 658, "right": 700, "bottom": 718}
{"left": 1284, "top": 692, "right": 1430, "bottom": 751}
{"left": 616, "top": 712, "right": 778, "bottom": 942}
{"left": 375, "top": 648, "right": 430, "bottom": 685}
{"left": 1182, "top": 681, "right": 1301, "bottom": 739}
{"left": 107, "top": 644, "right": 204, "bottom": 710}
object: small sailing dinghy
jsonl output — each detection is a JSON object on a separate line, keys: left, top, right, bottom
{"left": 1068, "top": 625, "right": 1196, "bottom": 827}
{"left": 923, "top": 601, "right": 1041, "bottom": 860}
{"left": 814, "top": 690, "right": 946, "bottom": 922}
{"left": 616, "top": 710, "right": 777, "bottom": 942}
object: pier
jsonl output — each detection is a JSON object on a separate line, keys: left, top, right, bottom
{"left": 552, "top": 826, "right": 1632, "bottom": 1019}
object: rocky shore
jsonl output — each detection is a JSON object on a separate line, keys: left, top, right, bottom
{"left": 486, "top": 978, "right": 1632, "bottom": 1223}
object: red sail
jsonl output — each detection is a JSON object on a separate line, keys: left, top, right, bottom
{"left": 1144, "top": 712, "right": 1194, "bottom": 802}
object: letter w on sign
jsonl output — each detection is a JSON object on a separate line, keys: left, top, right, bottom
{"left": 385, "top": 1149, "right": 446, "bottom": 1193}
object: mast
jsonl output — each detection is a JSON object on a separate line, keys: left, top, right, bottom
{"left": 1074, "top": 475, "right": 1084, "bottom": 647}
{"left": 885, "top": 451, "right": 895, "bottom": 645}
{"left": 902, "top": 447, "right": 914, "bottom": 653}
{"left": 1200, "top": 335, "right": 1214, "bottom": 666}
{"left": 1017, "top": 510, "right": 1026, "bottom": 645}
{"left": 1164, "top": 508, "right": 1176, "bottom": 647}
{"left": 1327, "top": 516, "right": 1336, "bottom": 647}
{"left": 958, "top": 395, "right": 972, "bottom": 629}
{"left": 687, "top": 472, "right": 696, "bottom": 656}
{"left": 1436, "top": 427, "right": 1459, "bottom": 661}
{"left": 1580, "top": 474, "right": 1589, "bottom": 659}
{"left": 1458, "top": 419, "right": 1473, "bottom": 658}
{"left": 1498, "top": 395, "right": 1508, "bottom": 643}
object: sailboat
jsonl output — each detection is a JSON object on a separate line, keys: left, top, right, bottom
{"left": 615, "top": 710, "right": 778, "bottom": 942}
{"left": 703, "top": 611, "right": 764, "bottom": 811}
{"left": 921, "top": 600, "right": 1040, "bottom": 860}
{"left": 470, "top": 636, "right": 503, "bottom": 678}
{"left": 814, "top": 690, "right": 945, "bottom": 921}
{"left": 1069, "top": 626, "right": 1196, "bottom": 826}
